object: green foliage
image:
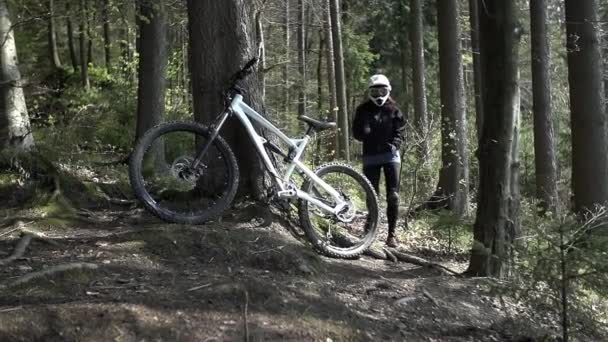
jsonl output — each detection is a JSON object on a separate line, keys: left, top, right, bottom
{"left": 399, "top": 210, "right": 473, "bottom": 256}
{"left": 31, "top": 64, "right": 137, "bottom": 160}
{"left": 510, "top": 204, "right": 608, "bottom": 340}
{"left": 343, "top": 26, "right": 378, "bottom": 101}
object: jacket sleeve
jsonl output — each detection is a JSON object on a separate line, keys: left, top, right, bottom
{"left": 389, "top": 108, "right": 407, "bottom": 150}
{"left": 352, "top": 107, "right": 368, "bottom": 141}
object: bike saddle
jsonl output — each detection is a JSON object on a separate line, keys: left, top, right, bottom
{"left": 298, "top": 116, "right": 337, "bottom": 132}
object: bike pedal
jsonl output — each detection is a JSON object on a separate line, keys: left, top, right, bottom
{"left": 277, "top": 190, "right": 297, "bottom": 198}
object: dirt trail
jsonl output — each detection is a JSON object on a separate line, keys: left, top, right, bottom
{"left": 0, "top": 208, "right": 555, "bottom": 341}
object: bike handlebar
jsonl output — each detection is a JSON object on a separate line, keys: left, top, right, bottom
{"left": 223, "top": 57, "right": 259, "bottom": 103}
{"left": 229, "top": 57, "right": 259, "bottom": 84}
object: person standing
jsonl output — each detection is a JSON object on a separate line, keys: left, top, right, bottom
{"left": 353, "top": 75, "right": 407, "bottom": 247}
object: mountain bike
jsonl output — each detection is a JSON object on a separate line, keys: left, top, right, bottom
{"left": 129, "top": 58, "right": 379, "bottom": 258}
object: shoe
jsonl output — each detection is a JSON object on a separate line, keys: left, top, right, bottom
{"left": 386, "top": 235, "right": 399, "bottom": 248}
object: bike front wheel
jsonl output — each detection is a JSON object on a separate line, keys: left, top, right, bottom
{"left": 129, "top": 121, "right": 239, "bottom": 224}
{"left": 299, "top": 163, "right": 379, "bottom": 259}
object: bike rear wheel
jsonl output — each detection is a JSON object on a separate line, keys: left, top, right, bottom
{"left": 129, "top": 121, "right": 239, "bottom": 224}
{"left": 299, "top": 163, "right": 379, "bottom": 258}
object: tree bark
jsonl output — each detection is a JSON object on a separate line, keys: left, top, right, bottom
{"left": 86, "top": 0, "right": 93, "bottom": 65}
{"left": 317, "top": 31, "right": 324, "bottom": 116}
{"left": 0, "top": 0, "right": 34, "bottom": 151}
{"left": 66, "top": 2, "right": 79, "bottom": 72}
{"left": 530, "top": 0, "right": 559, "bottom": 214}
{"left": 324, "top": 0, "right": 338, "bottom": 156}
{"left": 135, "top": 0, "right": 167, "bottom": 139}
{"left": 469, "top": 0, "right": 483, "bottom": 143}
{"left": 47, "top": 0, "right": 62, "bottom": 70}
{"left": 329, "top": 0, "right": 349, "bottom": 161}
{"left": 466, "top": 0, "right": 521, "bottom": 278}
{"left": 102, "top": 0, "right": 112, "bottom": 69}
{"left": 297, "top": 0, "right": 306, "bottom": 118}
{"left": 255, "top": 4, "right": 266, "bottom": 102}
{"left": 604, "top": 9, "right": 608, "bottom": 116}
{"left": 409, "top": 0, "right": 429, "bottom": 162}
{"left": 565, "top": 0, "right": 608, "bottom": 215}
{"left": 400, "top": 36, "right": 410, "bottom": 122}
{"left": 187, "top": 0, "right": 265, "bottom": 198}
{"left": 79, "top": 0, "right": 90, "bottom": 89}
{"left": 283, "top": 0, "right": 290, "bottom": 118}
{"left": 435, "top": 0, "right": 469, "bottom": 216}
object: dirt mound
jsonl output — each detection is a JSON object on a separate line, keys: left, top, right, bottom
{"left": 0, "top": 203, "right": 572, "bottom": 342}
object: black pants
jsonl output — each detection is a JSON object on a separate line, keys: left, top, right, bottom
{"left": 363, "top": 162, "right": 400, "bottom": 235}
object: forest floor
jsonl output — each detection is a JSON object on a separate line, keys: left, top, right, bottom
{"left": 0, "top": 164, "right": 567, "bottom": 341}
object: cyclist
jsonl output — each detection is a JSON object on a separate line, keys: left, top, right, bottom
{"left": 352, "top": 74, "right": 407, "bottom": 248}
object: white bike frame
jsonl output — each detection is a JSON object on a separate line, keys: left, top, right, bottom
{"left": 208, "top": 94, "right": 346, "bottom": 215}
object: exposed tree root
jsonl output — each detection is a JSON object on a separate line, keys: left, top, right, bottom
{"left": 333, "top": 230, "right": 461, "bottom": 275}
{"left": 0, "top": 228, "right": 61, "bottom": 267}
{"left": 0, "top": 233, "right": 32, "bottom": 266}
{"left": 8, "top": 262, "right": 98, "bottom": 287}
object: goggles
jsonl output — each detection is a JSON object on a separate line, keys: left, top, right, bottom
{"left": 369, "top": 87, "right": 389, "bottom": 98}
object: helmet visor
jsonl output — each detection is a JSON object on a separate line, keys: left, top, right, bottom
{"left": 369, "top": 87, "right": 389, "bottom": 98}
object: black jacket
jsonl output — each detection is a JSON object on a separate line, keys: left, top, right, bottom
{"left": 352, "top": 99, "right": 407, "bottom": 156}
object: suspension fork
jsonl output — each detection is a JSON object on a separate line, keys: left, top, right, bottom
{"left": 191, "top": 110, "right": 231, "bottom": 168}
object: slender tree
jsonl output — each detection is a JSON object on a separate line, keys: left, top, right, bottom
{"left": 0, "top": 0, "right": 34, "bottom": 150}
{"left": 565, "top": 0, "right": 608, "bottom": 215}
{"left": 469, "top": 0, "right": 483, "bottom": 143}
{"left": 530, "top": 0, "right": 559, "bottom": 213}
{"left": 254, "top": 1, "right": 267, "bottom": 102}
{"left": 86, "top": 0, "right": 93, "bottom": 65}
{"left": 47, "top": 0, "right": 62, "bottom": 70}
{"left": 283, "top": 0, "right": 290, "bottom": 117}
{"left": 66, "top": 2, "right": 79, "bottom": 72}
{"left": 466, "top": 0, "right": 522, "bottom": 278}
{"left": 317, "top": 31, "right": 324, "bottom": 115}
{"left": 187, "top": 0, "right": 265, "bottom": 198}
{"left": 79, "top": 0, "right": 90, "bottom": 89}
{"left": 101, "top": 0, "right": 112, "bottom": 69}
{"left": 135, "top": 1, "right": 167, "bottom": 140}
{"left": 434, "top": 0, "right": 469, "bottom": 216}
{"left": 324, "top": 0, "right": 338, "bottom": 155}
{"left": 297, "top": 0, "right": 306, "bottom": 118}
{"left": 329, "top": 0, "right": 349, "bottom": 161}
{"left": 409, "top": 0, "right": 429, "bottom": 161}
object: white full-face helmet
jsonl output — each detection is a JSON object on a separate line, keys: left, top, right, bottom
{"left": 368, "top": 74, "right": 391, "bottom": 107}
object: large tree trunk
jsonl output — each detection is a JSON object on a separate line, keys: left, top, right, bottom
{"left": 469, "top": 0, "right": 483, "bottom": 143}
{"left": 324, "top": 0, "right": 338, "bottom": 156}
{"left": 0, "top": 0, "right": 34, "bottom": 151}
{"left": 604, "top": 9, "right": 608, "bottom": 116}
{"left": 530, "top": 0, "right": 559, "bottom": 214}
{"left": 409, "top": 0, "right": 429, "bottom": 162}
{"left": 565, "top": 0, "right": 608, "bottom": 215}
{"left": 435, "top": 0, "right": 469, "bottom": 216}
{"left": 66, "top": 3, "right": 78, "bottom": 72}
{"left": 187, "top": 0, "right": 265, "bottom": 198}
{"left": 329, "top": 0, "right": 349, "bottom": 161}
{"left": 79, "top": 0, "right": 90, "bottom": 89}
{"left": 466, "top": 0, "right": 521, "bottom": 278}
{"left": 47, "top": 0, "right": 62, "bottom": 70}
{"left": 297, "top": 0, "right": 306, "bottom": 118}
{"left": 135, "top": 0, "right": 167, "bottom": 139}
{"left": 101, "top": 0, "right": 112, "bottom": 69}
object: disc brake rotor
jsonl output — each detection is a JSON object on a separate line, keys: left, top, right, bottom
{"left": 170, "top": 156, "right": 204, "bottom": 183}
